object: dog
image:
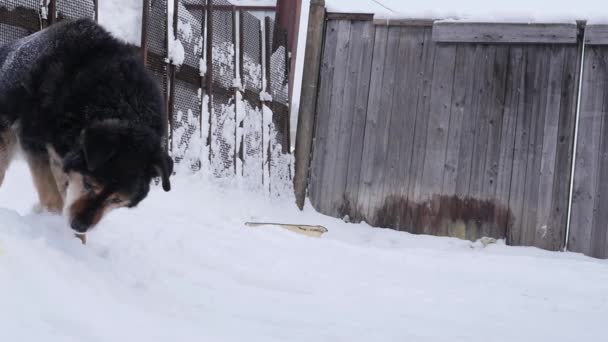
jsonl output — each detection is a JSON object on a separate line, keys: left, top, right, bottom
{"left": 0, "top": 18, "right": 173, "bottom": 235}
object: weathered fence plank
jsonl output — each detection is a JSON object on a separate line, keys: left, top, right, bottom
{"left": 342, "top": 21, "right": 375, "bottom": 218}
{"left": 389, "top": 26, "right": 426, "bottom": 231}
{"left": 309, "top": 19, "right": 339, "bottom": 208}
{"left": 585, "top": 24, "right": 608, "bottom": 45}
{"left": 318, "top": 19, "right": 351, "bottom": 214}
{"left": 432, "top": 22, "right": 578, "bottom": 44}
{"left": 363, "top": 26, "right": 401, "bottom": 223}
{"left": 356, "top": 25, "right": 389, "bottom": 221}
{"left": 569, "top": 45, "right": 608, "bottom": 258}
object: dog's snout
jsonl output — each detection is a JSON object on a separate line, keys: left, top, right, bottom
{"left": 70, "top": 220, "right": 89, "bottom": 233}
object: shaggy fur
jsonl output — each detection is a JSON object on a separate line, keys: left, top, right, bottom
{"left": 0, "top": 18, "right": 172, "bottom": 233}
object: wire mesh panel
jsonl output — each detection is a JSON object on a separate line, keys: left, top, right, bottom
{"left": 144, "top": 0, "right": 168, "bottom": 137}
{"left": 210, "top": 4, "right": 235, "bottom": 177}
{"left": 242, "top": 11, "right": 261, "bottom": 92}
{"left": 56, "top": 0, "right": 95, "bottom": 21}
{"left": 171, "top": 2, "right": 203, "bottom": 170}
{"left": 240, "top": 10, "right": 263, "bottom": 185}
{"left": 267, "top": 17, "right": 290, "bottom": 153}
{"left": 0, "top": 0, "right": 40, "bottom": 45}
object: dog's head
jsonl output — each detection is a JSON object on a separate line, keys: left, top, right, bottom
{"left": 61, "top": 120, "right": 173, "bottom": 233}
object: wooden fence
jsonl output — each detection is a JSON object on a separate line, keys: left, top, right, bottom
{"left": 297, "top": 9, "right": 608, "bottom": 258}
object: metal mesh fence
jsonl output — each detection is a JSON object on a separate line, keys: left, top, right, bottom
{"left": 210, "top": 3, "right": 234, "bottom": 177}
{"left": 241, "top": 10, "right": 261, "bottom": 92}
{"left": 171, "top": 1, "right": 203, "bottom": 170}
{"left": 56, "top": 0, "right": 95, "bottom": 21}
{"left": 145, "top": 0, "right": 168, "bottom": 123}
{"left": 0, "top": 0, "right": 41, "bottom": 46}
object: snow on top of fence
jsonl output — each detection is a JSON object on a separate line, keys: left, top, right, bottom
{"left": 326, "top": 0, "right": 608, "bottom": 23}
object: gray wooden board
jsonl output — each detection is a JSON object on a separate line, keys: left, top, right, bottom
{"left": 394, "top": 26, "right": 428, "bottom": 230}
{"left": 549, "top": 44, "right": 580, "bottom": 251}
{"left": 309, "top": 20, "right": 339, "bottom": 211}
{"left": 408, "top": 27, "right": 436, "bottom": 216}
{"left": 444, "top": 44, "right": 477, "bottom": 238}
{"left": 533, "top": 45, "right": 566, "bottom": 250}
{"left": 585, "top": 25, "right": 608, "bottom": 45}
{"left": 591, "top": 62, "right": 608, "bottom": 258}
{"left": 376, "top": 26, "right": 417, "bottom": 228}
{"left": 521, "top": 46, "right": 550, "bottom": 247}
{"left": 480, "top": 45, "right": 509, "bottom": 239}
{"left": 570, "top": 45, "right": 608, "bottom": 258}
{"left": 343, "top": 21, "right": 375, "bottom": 218}
{"left": 364, "top": 26, "right": 401, "bottom": 224}
{"left": 329, "top": 20, "right": 371, "bottom": 216}
{"left": 419, "top": 42, "right": 457, "bottom": 235}
{"left": 497, "top": 46, "right": 523, "bottom": 242}
{"left": 319, "top": 20, "right": 351, "bottom": 215}
{"left": 356, "top": 25, "right": 389, "bottom": 221}
{"left": 569, "top": 46, "right": 606, "bottom": 255}
{"left": 454, "top": 45, "right": 484, "bottom": 202}
{"left": 507, "top": 46, "right": 532, "bottom": 245}
{"left": 432, "top": 22, "right": 578, "bottom": 44}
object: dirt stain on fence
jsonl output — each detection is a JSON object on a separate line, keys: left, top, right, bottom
{"left": 340, "top": 194, "right": 513, "bottom": 241}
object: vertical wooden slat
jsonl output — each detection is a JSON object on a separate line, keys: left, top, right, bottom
{"left": 355, "top": 26, "right": 389, "bottom": 222}
{"left": 318, "top": 19, "right": 351, "bottom": 214}
{"left": 309, "top": 19, "right": 339, "bottom": 209}
{"left": 407, "top": 27, "right": 436, "bottom": 233}
{"left": 533, "top": 46, "right": 566, "bottom": 250}
{"left": 418, "top": 42, "right": 457, "bottom": 235}
{"left": 331, "top": 20, "right": 375, "bottom": 217}
{"left": 393, "top": 27, "right": 427, "bottom": 231}
{"left": 508, "top": 47, "right": 534, "bottom": 245}
{"left": 480, "top": 46, "right": 509, "bottom": 239}
{"left": 496, "top": 46, "right": 523, "bottom": 243}
{"left": 359, "top": 26, "right": 400, "bottom": 224}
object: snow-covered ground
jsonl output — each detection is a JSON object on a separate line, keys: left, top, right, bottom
{"left": 1, "top": 160, "right": 608, "bottom": 341}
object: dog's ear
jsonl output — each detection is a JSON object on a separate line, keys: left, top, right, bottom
{"left": 82, "top": 125, "right": 119, "bottom": 171}
{"left": 153, "top": 150, "right": 173, "bottom": 192}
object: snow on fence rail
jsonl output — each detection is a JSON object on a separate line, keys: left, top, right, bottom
{"left": 142, "top": 0, "right": 293, "bottom": 195}
{"left": 296, "top": 6, "right": 608, "bottom": 258}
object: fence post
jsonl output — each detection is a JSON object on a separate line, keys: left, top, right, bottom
{"left": 206, "top": 0, "right": 214, "bottom": 161}
{"left": 141, "top": 0, "right": 150, "bottom": 64}
{"left": 293, "top": 0, "right": 325, "bottom": 209}
{"left": 166, "top": 0, "right": 179, "bottom": 150}
{"left": 93, "top": 0, "right": 98, "bottom": 22}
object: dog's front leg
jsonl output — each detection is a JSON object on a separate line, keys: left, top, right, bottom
{"left": 25, "top": 153, "right": 64, "bottom": 213}
{"left": 0, "top": 128, "right": 16, "bottom": 187}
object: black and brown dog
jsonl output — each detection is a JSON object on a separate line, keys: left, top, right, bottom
{"left": 0, "top": 18, "right": 172, "bottom": 237}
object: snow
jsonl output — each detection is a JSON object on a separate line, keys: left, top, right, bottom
{"left": 326, "top": 0, "right": 608, "bottom": 22}
{"left": 98, "top": 0, "right": 142, "bottom": 45}
{"left": 1, "top": 160, "right": 608, "bottom": 341}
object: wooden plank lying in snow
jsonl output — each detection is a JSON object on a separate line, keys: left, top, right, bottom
{"left": 432, "top": 22, "right": 578, "bottom": 44}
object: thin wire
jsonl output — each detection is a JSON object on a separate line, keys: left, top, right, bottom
{"left": 368, "top": 0, "right": 397, "bottom": 13}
